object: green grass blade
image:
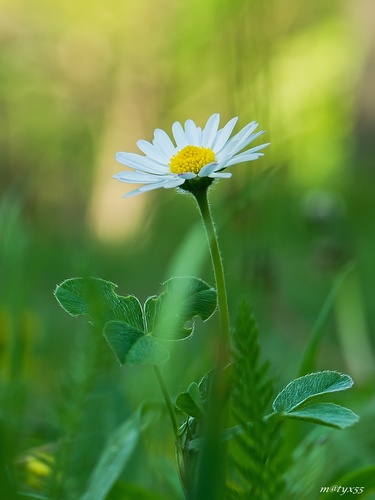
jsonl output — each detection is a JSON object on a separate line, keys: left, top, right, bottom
{"left": 298, "top": 261, "right": 355, "bottom": 376}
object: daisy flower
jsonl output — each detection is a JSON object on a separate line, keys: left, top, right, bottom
{"left": 114, "top": 113, "right": 269, "bottom": 197}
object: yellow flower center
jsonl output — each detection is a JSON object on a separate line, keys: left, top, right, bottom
{"left": 169, "top": 145, "right": 216, "bottom": 175}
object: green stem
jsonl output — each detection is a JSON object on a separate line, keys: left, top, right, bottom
{"left": 193, "top": 189, "right": 230, "bottom": 364}
{"left": 192, "top": 188, "right": 232, "bottom": 498}
{"left": 154, "top": 365, "right": 179, "bottom": 437}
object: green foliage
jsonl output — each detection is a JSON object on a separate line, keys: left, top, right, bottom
{"left": 272, "top": 371, "right": 359, "bottom": 429}
{"left": 283, "top": 427, "right": 331, "bottom": 499}
{"left": 175, "top": 370, "right": 214, "bottom": 497}
{"left": 107, "top": 481, "right": 175, "bottom": 500}
{"left": 281, "top": 402, "right": 359, "bottom": 429}
{"left": 55, "top": 276, "right": 217, "bottom": 366}
{"left": 273, "top": 371, "right": 353, "bottom": 412}
{"left": 226, "top": 300, "right": 286, "bottom": 499}
{"left": 144, "top": 277, "right": 217, "bottom": 341}
{"left": 298, "top": 262, "right": 355, "bottom": 376}
{"left": 176, "top": 382, "right": 205, "bottom": 421}
{"left": 321, "top": 464, "right": 375, "bottom": 497}
{"left": 81, "top": 405, "right": 161, "bottom": 500}
{"left": 104, "top": 321, "right": 170, "bottom": 365}
{"left": 1, "top": 0, "right": 374, "bottom": 497}
{"left": 55, "top": 277, "right": 144, "bottom": 329}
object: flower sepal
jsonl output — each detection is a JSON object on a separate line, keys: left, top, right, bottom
{"left": 178, "top": 175, "right": 215, "bottom": 195}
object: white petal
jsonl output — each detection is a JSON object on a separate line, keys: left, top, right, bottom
{"left": 116, "top": 117, "right": 269, "bottom": 198}
{"left": 198, "top": 162, "right": 219, "bottom": 177}
{"left": 217, "top": 122, "right": 257, "bottom": 154}
{"left": 208, "top": 171, "right": 232, "bottom": 178}
{"left": 139, "top": 178, "right": 183, "bottom": 192}
{"left": 226, "top": 130, "right": 266, "bottom": 157}
{"left": 123, "top": 178, "right": 182, "bottom": 198}
{"left": 225, "top": 152, "right": 264, "bottom": 167}
{"left": 179, "top": 172, "right": 197, "bottom": 179}
{"left": 122, "top": 186, "right": 157, "bottom": 198}
{"left": 136, "top": 139, "right": 169, "bottom": 164}
{"left": 116, "top": 152, "right": 169, "bottom": 174}
{"left": 217, "top": 123, "right": 260, "bottom": 158}
{"left": 202, "top": 113, "right": 220, "bottom": 148}
{"left": 244, "top": 142, "right": 270, "bottom": 154}
{"left": 113, "top": 171, "right": 160, "bottom": 183}
{"left": 162, "top": 178, "right": 186, "bottom": 189}
{"left": 196, "top": 127, "right": 203, "bottom": 146}
{"left": 212, "top": 117, "right": 238, "bottom": 152}
{"left": 172, "top": 121, "right": 189, "bottom": 149}
{"left": 184, "top": 119, "right": 200, "bottom": 145}
{"left": 122, "top": 188, "right": 145, "bottom": 198}
{"left": 153, "top": 129, "right": 177, "bottom": 157}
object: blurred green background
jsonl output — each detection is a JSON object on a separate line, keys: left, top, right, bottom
{"left": 1, "top": 0, "right": 375, "bottom": 497}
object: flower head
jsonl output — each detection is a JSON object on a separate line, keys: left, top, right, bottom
{"left": 114, "top": 113, "right": 269, "bottom": 197}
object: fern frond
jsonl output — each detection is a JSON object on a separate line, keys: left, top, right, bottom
{"left": 226, "top": 300, "right": 286, "bottom": 499}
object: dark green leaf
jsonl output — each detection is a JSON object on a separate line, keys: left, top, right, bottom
{"left": 80, "top": 405, "right": 160, "bottom": 500}
{"left": 144, "top": 277, "right": 217, "bottom": 340}
{"left": 176, "top": 382, "right": 205, "bottom": 420}
{"left": 198, "top": 370, "right": 214, "bottom": 404}
{"left": 54, "top": 277, "right": 143, "bottom": 330}
{"left": 273, "top": 371, "right": 354, "bottom": 413}
{"left": 278, "top": 402, "right": 359, "bottom": 429}
{"left": 104, "top": 321, "right": 170, "bottom": 365}
{"left": 55, "top": 276, "right": 216, "bottom": 364}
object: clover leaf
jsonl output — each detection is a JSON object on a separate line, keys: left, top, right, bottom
{"left": 55, "top": 276, "right": 217, "bottom": 366}
{"left": 272, "top": 371, "right": 359, "bottom": 429}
